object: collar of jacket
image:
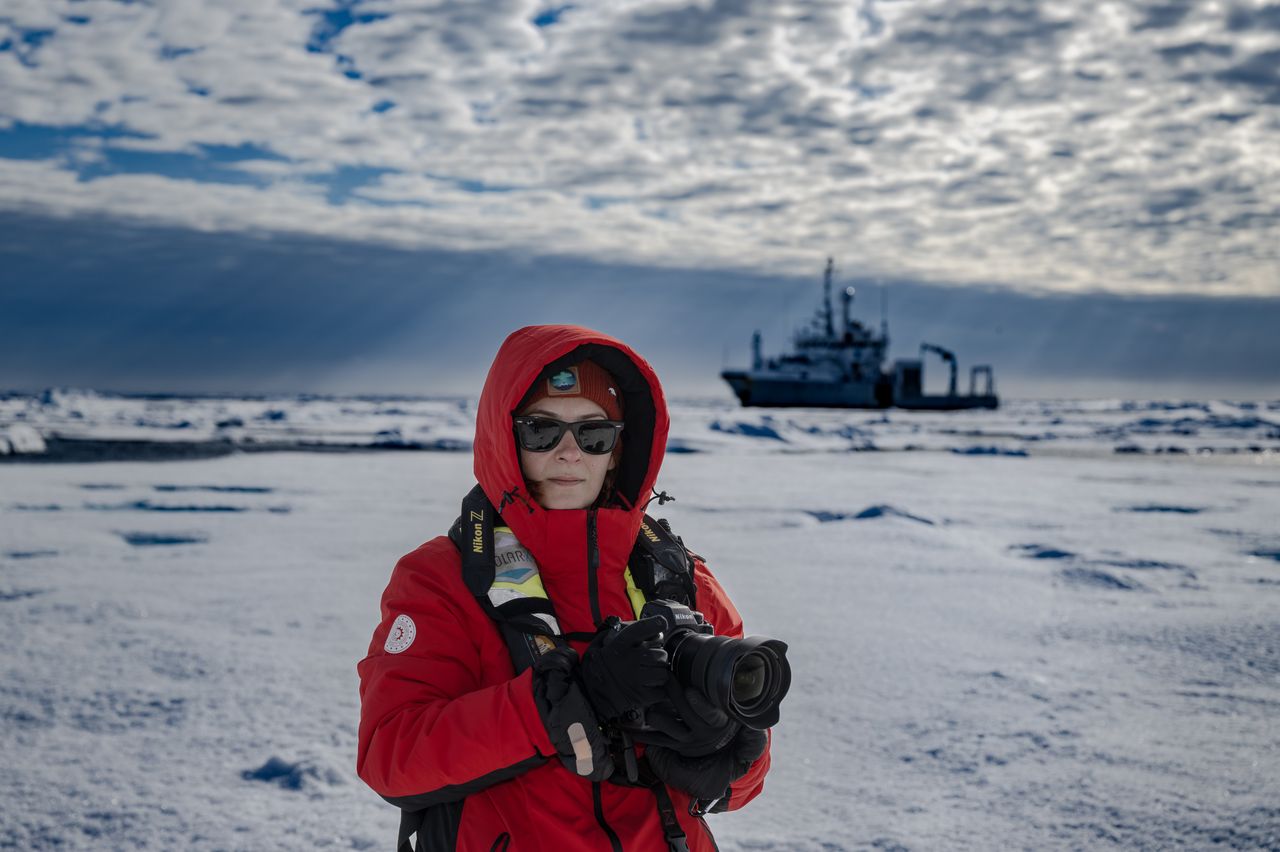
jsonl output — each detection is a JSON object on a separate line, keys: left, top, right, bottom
{"left": 509, "top": 508, "right": 638, "bottom": 634}
{"left": 472, "top": 325, "right": 670, "bottom": 583}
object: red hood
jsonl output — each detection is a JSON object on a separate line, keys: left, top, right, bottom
{"left": 473, "top": 325, "right": 670, "bottom": 572}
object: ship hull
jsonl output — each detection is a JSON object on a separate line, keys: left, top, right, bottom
{"left": 721, "top": 370, "right": 889, "bottom": 408}
{"left": 721, "top": 370, "right": 998, "bottom": 410}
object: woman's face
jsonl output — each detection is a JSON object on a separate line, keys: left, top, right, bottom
{"left": 517, "top": 395, "right": 619, "bottom": 510}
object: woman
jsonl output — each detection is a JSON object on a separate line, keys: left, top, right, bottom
{"left": 358, "top": 325, "right": 771, "bottom": 851}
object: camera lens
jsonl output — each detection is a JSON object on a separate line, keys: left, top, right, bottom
{"left": 670, "top": 632, "right": 791, "bottom": 729}
{"left": 732, "top": 655, "right": 767, "bottom": 704}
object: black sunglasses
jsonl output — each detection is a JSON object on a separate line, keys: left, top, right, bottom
{"left": 512, "top": 416, "right": 625, "bottom": 455}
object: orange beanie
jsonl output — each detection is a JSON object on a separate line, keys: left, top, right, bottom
{"left": 521, "top": 360, "right": 623, "bottom": 421}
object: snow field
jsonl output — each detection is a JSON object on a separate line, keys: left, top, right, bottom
{"left": 2, "top": 428, "right": 1278, "bottom": 849}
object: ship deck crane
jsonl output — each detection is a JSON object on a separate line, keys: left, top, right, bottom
{"left": 919, "top": 342, "right": 957, "bottom": 397}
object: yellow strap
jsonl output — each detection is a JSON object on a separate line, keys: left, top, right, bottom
{"left": 492, "top": 525, "right": 646, "bottom": 618}
{"left": 623, "top": 567, "right": 647, "bottom": 619}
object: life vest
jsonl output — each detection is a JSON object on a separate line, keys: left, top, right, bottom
{"left": 388, "top": 484, "right": 701, "bottom": 852}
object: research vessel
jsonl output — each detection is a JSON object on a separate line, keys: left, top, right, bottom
{"left": 721, "top": 259, "right": 998, "bottom": 410}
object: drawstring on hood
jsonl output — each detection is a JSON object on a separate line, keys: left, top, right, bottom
{"left": 497, "top": 486, "right": 536, "bottom": 515}
{"left": 648, "top": 489, "right": 676, "bottom": 508}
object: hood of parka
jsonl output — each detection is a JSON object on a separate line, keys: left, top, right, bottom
{"left": 473, "top": 325, "right": 670, "bottom": 592}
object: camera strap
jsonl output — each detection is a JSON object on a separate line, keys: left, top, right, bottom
{"left": 449, "top": 483, "right": 571, "bottom": 672}
{"left": 608, "top": 740, "right": 691, "bottom": 852}
{"left": 629, "top": 517, "right": 699, "bottom": 610}
{"left": 649, "top": 779, "right": 691, "bottom": 852}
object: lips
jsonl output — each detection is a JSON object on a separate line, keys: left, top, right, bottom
{"left": 548, "top": 477, "right": 584, "bottom": 486}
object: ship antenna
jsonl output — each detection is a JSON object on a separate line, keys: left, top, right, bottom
{"left": 880, "top": 281, "right": 888, "bottom": 338}
{"left": 823, "top": 257, "right": 835, "bottom": 338}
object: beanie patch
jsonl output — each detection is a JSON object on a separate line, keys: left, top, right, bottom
{"left": 546, "top": 368, "right": 581, "bottom": 396}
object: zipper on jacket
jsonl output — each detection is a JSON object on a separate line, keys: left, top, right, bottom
{"left": 587, "top": 509, "right": 603, "bottom": 626}
{"left": 592, "top": 782, "right": 623, "bottom": 852}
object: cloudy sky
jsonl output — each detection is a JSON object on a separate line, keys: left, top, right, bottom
{"left": 2, "top": 0, "right": 1278, "bottom": 397}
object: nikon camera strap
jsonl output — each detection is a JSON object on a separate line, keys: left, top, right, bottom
{"left": 449, "top": 483, "right": 571, "bottom": 671}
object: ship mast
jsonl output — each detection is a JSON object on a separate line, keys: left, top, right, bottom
{"left": 823, "top": 257, "right": 835, "bottom": 338}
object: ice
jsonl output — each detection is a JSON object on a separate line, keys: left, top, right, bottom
{"left": 0, "top": 423, "right": 46, "bottom": 456}
{"left": 1, "top": 398, "right": 1278, "bottom": 849}
{"left": 4, "top": 392, "right": 1277, "bottom": 461}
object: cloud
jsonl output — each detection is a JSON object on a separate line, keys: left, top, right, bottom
{"left": 0, "top": 0, "right": 1278, "bottom": 296}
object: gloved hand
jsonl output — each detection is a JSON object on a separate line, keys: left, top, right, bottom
{"left": 645, "top": 725, "right": 768, "bottom": 803}
{"left": 531, "top": 646, "right": 614, "bottom": 781}
{"left": 630, "top": 683, "right": 739, "bottom": 757}
{"left": 580, "top": 615, "right": 671, "bottom": 721}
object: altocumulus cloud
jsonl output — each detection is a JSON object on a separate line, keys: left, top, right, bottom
{"left": 1, "top": 0, "right": 1278, "bottom": 296}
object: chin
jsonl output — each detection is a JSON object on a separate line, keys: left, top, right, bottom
{"left": 537, "top": 484, "right": 597, "bottom": 510}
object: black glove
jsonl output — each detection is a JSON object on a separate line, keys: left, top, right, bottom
{"left": 580, "top": 615, "right": 671, "bottom": 721}
{"left": 646, "top": 725, "right": 768, "bottom": 802}
{"left": 630, "top": 683, "right": 739, "bottom": 757}
{"left": 531, "top": 646, "right": 614, "bottom": 782}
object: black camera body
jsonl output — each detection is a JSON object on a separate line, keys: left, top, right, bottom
{"left": 624, "top": 599, "right": 791, "bottom": 731}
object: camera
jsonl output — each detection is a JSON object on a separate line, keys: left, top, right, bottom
{"left": 627, "top": 599, "right": 791, "bottom": 730}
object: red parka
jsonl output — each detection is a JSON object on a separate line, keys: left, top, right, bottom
{"left": 357, "top": 325, "right": 771, "bottom": 851}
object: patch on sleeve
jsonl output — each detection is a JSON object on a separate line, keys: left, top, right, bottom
{"left": 384, "top": 614, "right": 416, "bottom": 654}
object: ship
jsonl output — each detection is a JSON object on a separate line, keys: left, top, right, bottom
{"left": 721, "top": 259, "right": 998, "bottom": 410}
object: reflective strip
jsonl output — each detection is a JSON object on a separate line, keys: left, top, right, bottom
{"left": 491, "top": 573, "right": 549, "bottom": 599}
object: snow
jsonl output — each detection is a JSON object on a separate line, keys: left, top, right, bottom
{"left": 2, "top": 395, "right": 1278, "bottom": 849}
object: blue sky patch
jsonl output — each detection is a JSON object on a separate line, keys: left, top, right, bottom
{"left": 1, "top": 28, "right": 56, "bottom": 67}
{"left": 533, "top": 5, "right": 575, "bottom": 28}
{"left": 305, "top": 1, "right": 390, "bottom": 53}
{"left": 76, "top": 148, "right": 271, "bottom": 187}
{"left": 584, "top": 195, "right": 626, "bottom": 210}
{"left": 0, "top": 122, "right": 154, "bottom": 160}
{"left": 336, "top": 53, "right": 362, "bottom": 79}
{"left": 160, "top": 45, "right": 201, "bottom": 60}
{"left": 308, "top": 164, "right": 398, "bottom": 205}
{"left": 0, "top": 123, "right": 287, "bottom": 187}
{"left": 425, "top": 172, "right": 520, "bottom": 194}
{"left": 198, "top": 143, "right": 289, "bottom": 164}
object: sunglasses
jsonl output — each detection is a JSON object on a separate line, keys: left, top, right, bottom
{"left": 512, "top": 416, "right": 625, "bottom": 455}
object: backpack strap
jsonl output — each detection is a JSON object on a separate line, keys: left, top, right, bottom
{"left": 629, "top": 515, "right": 698, "bottom": 609}
{"left": 396, "top": 809, "right": 423, "bottom": 852}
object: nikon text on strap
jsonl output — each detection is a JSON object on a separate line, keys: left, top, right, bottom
{"left": 629, "top": 516, "right": 698, "bottom": 612}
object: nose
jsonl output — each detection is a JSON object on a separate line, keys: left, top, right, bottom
{"left": 553, "top": 428, "right": 582, "bottom": 461}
